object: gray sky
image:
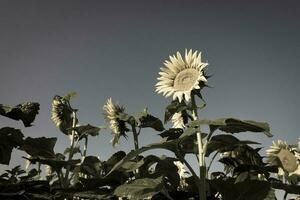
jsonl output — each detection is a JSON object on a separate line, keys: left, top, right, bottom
{"left": 0, "top": 0, "right": 299, "bottom": 198}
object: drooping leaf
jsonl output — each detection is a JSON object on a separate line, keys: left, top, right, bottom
{"left": 69, "top": 124, "right": 102, "bottom": 140}
{"left": 0, "top": 127, "right": 24, "bottom": 165}
{"left": 106, "top": 140, "right": 178, "bottom": 176}
{"left": 106, "top": 151, "right": 126, "bottom": 167}
{"left": 164, "top": 100, "right": 189, "bottom": 124}
{"left": 20, "top": 137, "right": 57, "bottom": 158}
{"left": 269, "top": 178, "right": 300, "bottom": 194}
{"left": 209, "top": 178, "right": 272, "bottom": 200}
{"left": 19, "top": 168, "right": 39, "bottom": 181}
{"left": 73, "top": 190, "right": 115, "bottom": 200}
{"left": 205, "top": 134, "right": 260, "bottom": 156}
{"left": 154, "top": 156, "right": 180, "bottom": 190}
{"left": 81, "top": 156, "right": 101, "bottom": 177}
{"left": 24, "top": 156, "right": 80, "bottom": 172}
{"left": 0, "top": 102, "right": 40, "bottom": 127}
{"left": 159, "top": 128, "right": 183, "bottom": 141}
{"left": 136, "top": 108, "right": 165, "bottom": 131}
{"left": 119, "top": 159, "right": 145, "bottom": 173}
{"left": 63, "top": 145, "right": 81, "bottom": 155}
{"left": 80, "top": 170, "right": 129, "bottom": 189}
{"left": 114, "top": 176, "right": 171, "bottom": 200}
{"left": 188, "top": 118, "right": 272, "bottom": 137}
{"left": 233, "top": 164, "right": 278, "bottom": 180}
{"left": 219, "top": 145, "right": 264, "bottom": 173}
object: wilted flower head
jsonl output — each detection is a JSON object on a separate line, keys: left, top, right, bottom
{"left": 51, "top": 95, "right": 73, "bottom": 135}
{"left": 155, "top": 49, "right": 208, "bottom": 102}
{"left": 266, "top": 140, "right": 300, "bottom": 184}
{"left": 103, "top": 98, "right": 128, "bottom": 147}
{"left": 173, "top": 161, "right": 189, "bottom": 190}
{"left": 171, "top": 112, "right": 186, "bottom": 129}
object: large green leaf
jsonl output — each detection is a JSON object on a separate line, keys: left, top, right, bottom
{"left": 218, "top": 145, "right": 264, "bottom": 172}
{"left": 136, "top": 109, "right": 165, "bottom": 131}
{"left": 24, "top": 156, "right": 80, "bottom": 172}
{"left": 81, "top": 156, "right": 101, "bottom": 177}
{"left": 114, "top": 176, "right": 171, "bottom": 200}
{"left": 73, "top": 190, "right": 115, "bottom": 200}
{"left": 0, "top": 127, "right": 24, "bottom": 165}
{"left": 188, "top": 118, "right": 272, "bottom": 137}
{"left": 69, "top": 124, "right": 102, "bottom": 140}
{"left": 159, "top": 128, "right": 183, "bottom": 141}
{"left": 106, "top": 140, "right": 178, "bottom": 176}
{"left": 209, "top": 178, "right": 272, "bottom": 200}
{"left": 205, "top": 134, "right": 260, "bottom": 156}
{"left": 20, "top": 137, "right": 57, "bottom": 158}
{"left": 0, "top": 102, "right": 40, "bottom": 127}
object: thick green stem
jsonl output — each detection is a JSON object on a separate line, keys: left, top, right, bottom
{"left": 64, "top": 110, "right": 77, "bottom": 187}
{"left": 131, "top": 125, "right": 139, "bottom": 151}
{"left": 191, "top": 94, "right": 206, "bottom": 200}
{"left": 83, "top": 136, "right": 88, "bottom": 159}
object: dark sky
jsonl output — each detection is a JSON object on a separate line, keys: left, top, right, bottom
{"left": 0, "top": 1, "right": 299, "bottom": 197}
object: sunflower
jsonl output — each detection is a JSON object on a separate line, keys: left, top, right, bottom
{"left": 171, "top": 112, "right": 186, "bottom": 129}
{"left": 155, "top": 49, "right": 208, "bottom": 102}
{"left": 103, "top": 98, "right": 128, "bottom": 147}
{"left": 266, "top": 140, "right": 300, "bottom": 184}
{"left": 51, "top": 95, "right": 73, "bottom": 135}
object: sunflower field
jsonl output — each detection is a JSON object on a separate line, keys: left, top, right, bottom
{"left": 0, "top": 50, "right": 299, "bottom": 200}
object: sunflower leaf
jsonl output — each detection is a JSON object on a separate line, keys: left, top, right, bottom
{"left": 159, "top": 128, "right": 183, "bottom": 141}
{"left": 24, "top": 156, "right": 80, "bottom": 172}
{"left": 209, "top": 178, "right": 272, "bottom": 200}
{"left": 0, "top": 127, "right": 24, "bottom": 165}
{"left": 81, "top": 156, "right": 101, "bottom": 177}
{"left": 69, "top": 124, "right": 102, "bottom": 140}
{"left": 113, "top": 176, "right": 170, "bottom": 200}
{"left": 0, "top": 102, "right": 40, "bottom": 127}
{"left": 205, "top": 134, "right": 260, "bottom": 156}
{"left": 106, "top": 140, "right": 178, "bottom": 176}
{"left": 136, "top": 109, "right": 164, "bottom": 131}
{"left": 20, "top": 137, "right": 57, "bottom": 158}
{"left": 188, "top": 118, "right": 272, "bottom": 137}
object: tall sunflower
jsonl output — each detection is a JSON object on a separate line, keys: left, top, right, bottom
{"left": 155, "top": 49, "right": 208, "bottom": 102}
{"left": 103, "top": 98, "right": 128, "bottom": 147}
{"left": 266, "top": 140, "right": 300, "bottom": 184}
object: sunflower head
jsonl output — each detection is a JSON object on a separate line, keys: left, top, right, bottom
{"left": 51, "top": 95, "right": 73, "bottom": 135}
{"left": 103, "top": 98, "right": 128, "bottom": 147}
{"left": 155, "top": 49, "right": 208, "bottom": 102}
{"left": 266, "top": 140, "right": 300, "bottom": 183}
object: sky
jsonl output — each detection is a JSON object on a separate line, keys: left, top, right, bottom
{"left": 0, "top": 0, "right": 299, "bottom": 198}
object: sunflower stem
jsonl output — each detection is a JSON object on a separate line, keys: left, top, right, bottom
{"left": 64, "top": 110, "right": 77, "bottom": 187}
{"left": 82, "top": 135, "right": 88, "bottom": 161}
{"left": 131, "top": 125, "right": 139, "bottom": 152}
{"left": 191, "top": 93, "right": 206, "bottom": 200}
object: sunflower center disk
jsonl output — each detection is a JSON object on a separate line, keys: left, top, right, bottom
{"left": 173, "top": 69, "right": 199, "bottom": 91}
{"left": 277, "top": 149, "right": 298, "bottom": 172}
